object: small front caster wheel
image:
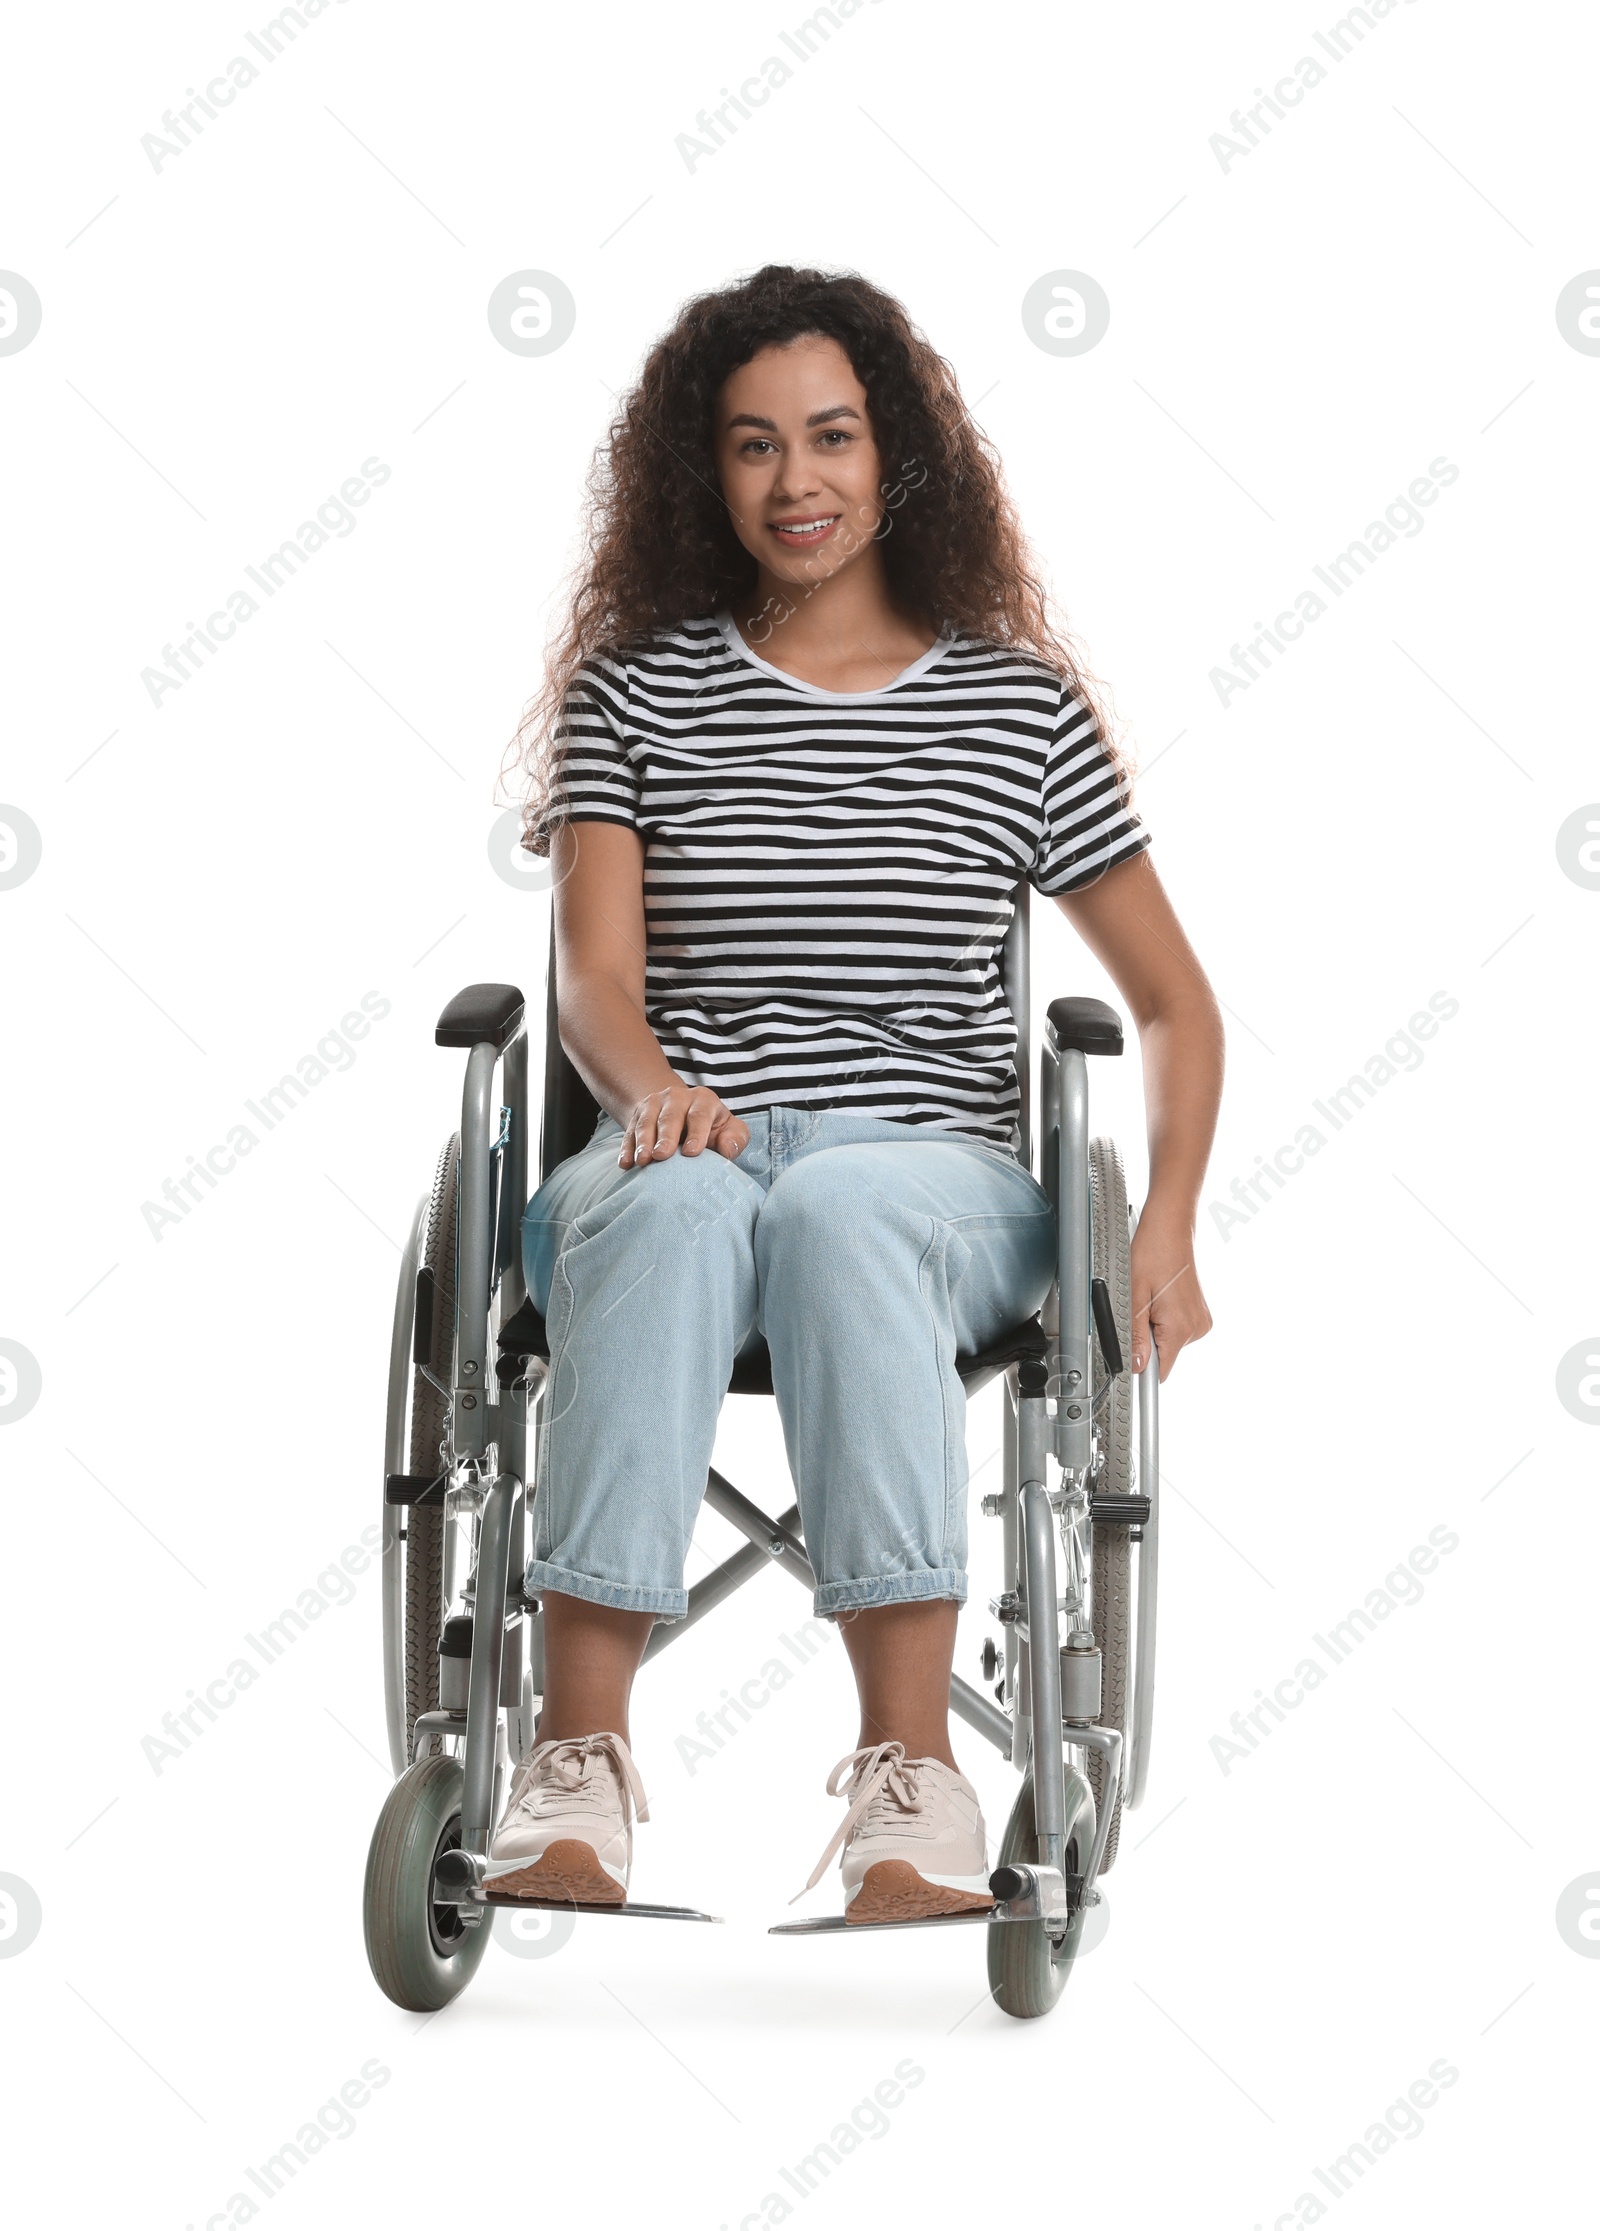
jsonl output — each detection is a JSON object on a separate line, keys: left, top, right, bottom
{"left": 987, "top": 1766, "right": 1095, "bottom": 2021}
{"left": 364, "top": 1753, "right": 492, "bottom": 2011}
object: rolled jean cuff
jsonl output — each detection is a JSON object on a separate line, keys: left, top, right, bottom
{"left": 523, "top": 1559, "right": 687, "bottom": 1622}
{"left": 812, "top": 1569, "right": 968, "bottom": 1619}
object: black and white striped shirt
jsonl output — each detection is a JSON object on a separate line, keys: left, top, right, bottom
{"left": 545, "top": 611, "right": 1149, "bottom": 1148}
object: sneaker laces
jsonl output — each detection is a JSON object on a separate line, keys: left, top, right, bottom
{"left": 502, "top": 1731, "right": 650, "bottom": 1829}
{"left": 792, "top": 1740, "right": 931, "bottom": 1902}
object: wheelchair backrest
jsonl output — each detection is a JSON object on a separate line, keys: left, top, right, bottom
{"left": 536, "top": 880, "right": 1033, "bottom": 1185}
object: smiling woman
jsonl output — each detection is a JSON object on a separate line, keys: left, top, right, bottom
{"left": 498, "top": 263, "right": 1224, "bottom": 1925}
{"left": 715, "top": 333, "right": 947, "bottom": 690}
{"left": 514, "top": 265, "right": 1117, "bottom": 824}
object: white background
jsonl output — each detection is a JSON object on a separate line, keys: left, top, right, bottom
{"left": 2, "top": 1, "right": 1596, "bottom": 2225}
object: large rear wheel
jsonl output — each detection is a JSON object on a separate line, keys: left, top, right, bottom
{"left": 400, "top": 1136, "right": 458, "bottom": 1760}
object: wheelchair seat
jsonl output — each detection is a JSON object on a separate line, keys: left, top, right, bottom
{"left": 496, "top": 1293, "right": 1047, "bottom": 1399}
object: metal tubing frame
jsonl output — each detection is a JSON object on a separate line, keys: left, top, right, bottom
{"left": 451, "top": 1018, "right": 528, "bottom": 1471}
{"left": 453, "top": 1042, "right": 501, "bottom": 1463}
{"left": 697, "top": 1466, "right": 1014, "bottom": 1753}
{"left": 500, "top": 1028, "right": 530, "bottom": 1321}
{"left": 1022, "top": 1409, "right": 1062, "bottom": 1865}
{"left": 703, "top": 1469, "right": 813, "bottom": 1589}
{"left": 950, "top": 1671, "right": 1013, "bottom": 1754}
{"left": 640, "top": 1499, "right": 805, "bottom": 1661}
{"left": 411, "top": 1708, "right": 467, "bottom": 1760}
{"left": 517, "top": 1361, "right": 548, "bottom": 1713}
{"left": 1071, "top": 1723, "right": 1124, "bottom": 1901}
{"left": 1051, "top": 1040, "right": 1093, "bottom": 1475}
{"left": 1000, "top": 1373, "right": 1022, "bottom": 1764}
{"left": 461, "top": 1470, "right": 519, "bottom": 1853}
{"left": 411, "top": 1021, "right": 529, "bottom": 1817}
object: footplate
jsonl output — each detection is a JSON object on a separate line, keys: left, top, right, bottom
{"left": 776, "top": 1900, "right": 1048, "bottom": 1936}
{"left": 772, "top": 1862, "right": 1085, "bottom": 1935}
{"left": 483, "top": 1889, "right": 722, "bottom": 1924}
{"left": 433, "top": 1848, "right": 720, "bottom": 1923}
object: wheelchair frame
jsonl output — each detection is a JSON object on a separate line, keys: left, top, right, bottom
{"left": 371, "top": 884, "right": 1160, "bottom": 2009}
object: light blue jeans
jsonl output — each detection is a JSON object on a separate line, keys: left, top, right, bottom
{"left": 522, "top": 1106, "right": 1055, "bottom": 1622}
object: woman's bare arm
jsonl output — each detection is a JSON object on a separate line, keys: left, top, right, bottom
{"left": 1053, "top": 850, "right": 1225, "bottom": 1380}
{"left": 551, "top": 819, "right": 750, "bottom": 1167}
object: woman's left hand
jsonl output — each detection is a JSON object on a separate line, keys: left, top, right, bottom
{"left": 1128, "top": 1204, "right": 1212, "bottom": 1382}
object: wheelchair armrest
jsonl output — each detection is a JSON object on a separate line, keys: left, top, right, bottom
{"left": 435, "top": 982, "right": 526, "bottom": 1050}
{"left": 1046, "top": 996, "right": 1123, "bottom": 1057}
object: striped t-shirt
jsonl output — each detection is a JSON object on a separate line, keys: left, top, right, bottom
{"left": 543, "top": 611, "right": 1150, "bottom": 1149}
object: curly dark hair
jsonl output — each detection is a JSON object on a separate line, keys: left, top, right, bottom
{"left": 506, "top": 262, "right": 1125, "bottom": 853}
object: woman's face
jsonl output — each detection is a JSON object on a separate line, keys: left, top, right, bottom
{"left": 714, "top": 334, "right": 887, "bottom": 593}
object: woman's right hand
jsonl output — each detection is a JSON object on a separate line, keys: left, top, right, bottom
{"left": 618, "top": 1083, "right": 750, "bottom": 1168}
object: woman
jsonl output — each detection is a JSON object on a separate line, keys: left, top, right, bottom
{"left": 490, "top": 264, "right": 1223, "bottom": 1924}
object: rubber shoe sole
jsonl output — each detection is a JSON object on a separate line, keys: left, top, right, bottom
{"left": 844, "top": 1860, "right": 994, "bottom": 1925}
{"left": 488, "top": 1838, "right": 626, "bottom": 1906}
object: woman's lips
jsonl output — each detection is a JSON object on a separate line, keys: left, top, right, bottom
{"left": 768, "top": 514, "right": 841, "bottom": 548}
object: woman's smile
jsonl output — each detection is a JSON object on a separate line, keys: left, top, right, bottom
{"left": 768, "top": 512, "right": 842, "bottom": 546}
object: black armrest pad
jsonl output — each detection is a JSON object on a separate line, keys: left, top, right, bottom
{"left": 435, "top": 982, "right": 526, "bottom": 1050}
{"left": 1046, "top": 996, "right": 1123, "bottom": 1056}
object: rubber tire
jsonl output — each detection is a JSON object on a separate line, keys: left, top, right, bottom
{"left": 986, "top": 1764, "right": 1095, "bottom": 2020}
{"left": 1087, "top": 1136, "right": 1133, "bottom": 1873}
{"left": 404, "top": 1136, "right": 459, "bottom": 1759}
{"left": 363, "top": 1753, "right": 491, "bottom": 2011}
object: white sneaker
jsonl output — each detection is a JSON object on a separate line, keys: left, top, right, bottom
{"left": 486, "top": 1731, "right": 649, "bottom": 1905}
{"left": 794, "top": 1741, "right": 994, "bottom": 1923}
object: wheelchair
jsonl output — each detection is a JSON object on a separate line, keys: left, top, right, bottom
{"left": 362, "top": 883, "right": 1161, "bottom": 2021}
